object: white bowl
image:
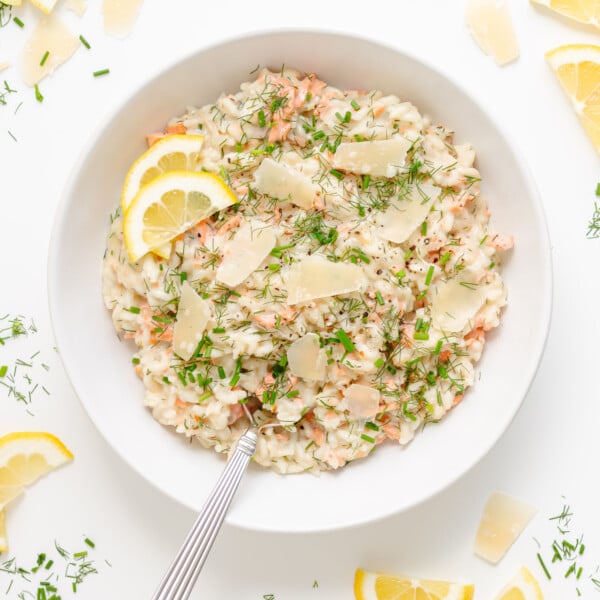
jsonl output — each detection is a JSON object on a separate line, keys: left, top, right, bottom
{"left": 48, "top": 31, "right": 552, "bottom": 533}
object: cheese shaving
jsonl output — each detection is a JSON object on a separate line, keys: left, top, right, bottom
{"left": 474, "top": 492, "right": 537, "bottom": 564}
{"left": 344, "top": 384, "right": 380, "bottom": 418}
{"left": 21, "top": 14, "right": 80, "bottom": 86}
{"left": 254, "top": 157, "right": 319, "bottom": 210}
{"left": 0, "top": 62, "right": 10, "bottom": 73}
{"left": 466, "top": 0, "right": 520, "bottom": 66}
{"left": 375, "top": 181, "right": 440, "bottom": 244}
{"left": 102, "top": 0, "right": 144, "bottom": 39}
{"left": 287, "top": 333, "right": 326, "bottom": 381}
{"left": 173, "top": 281, "right": 211, "bottom": 361}
{"left": 284, "top": 256, "right": 364, "bottom": 305}
{"left": 332, "top": 137, "right": 412, "bottom": 177}
{"left": 216, "top": 221, "right": 276, "bottom": 288}
{"left": 64, "top": 0, "right": 87, "bottom": 16}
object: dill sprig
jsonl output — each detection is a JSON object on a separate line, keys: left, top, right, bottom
{"left": 587, "top": 202, "right": 600, "bottom": 239}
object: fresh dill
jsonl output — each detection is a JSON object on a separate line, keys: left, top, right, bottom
{"left": 587, "top": 202, "right": 600, "bottom": 239}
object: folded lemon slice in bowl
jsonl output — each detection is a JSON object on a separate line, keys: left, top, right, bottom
{"left": 354, "top": 568, "right": 474, "bottom": 600}
{"left": 123, "top": 171, "right": 238, "bottom": 263}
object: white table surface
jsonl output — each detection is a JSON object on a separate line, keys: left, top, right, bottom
{"left": 1, "top": 1, "right": 599, "bottom": 598}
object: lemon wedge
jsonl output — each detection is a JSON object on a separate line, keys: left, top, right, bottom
{"left": 546, "top": 44, "right": 600, "bottom": 153}
{"left": 493, "top": 566, "right": 544, "bottom": 600}
{"left": 123, "top": 171, "right": 237, "bottom": 263}
{"left": 0, "top": 510, "right": 7, "bottom": 553}
{"left": 531, "top": 0, "right": 600, "bottom": 28}
{"left": 0, "top": 486, "right": 23, "bottom": 512}
{"left": 354, "top": 568, "right": 475, "bottom": 600}
{"left": 29, "top": 0, "right": 58, "bottom": 13}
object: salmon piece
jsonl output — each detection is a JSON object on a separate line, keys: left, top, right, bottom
{"left": 383, "top": 424, "right": 401, "bottom": 440}
{"left": 217, "top": 215, "right": 241, "bottom": 236}
{"left": 166, "top": 123, "right": 187, "bottom": 134}
{"left": 268, "top": 120, "right": 291, "bottom": 143}
{"left": 254, "top": 313, "right": 278, "bottom": 328}
{"left": 487, "top": 233, "right": 514, "bottom": 251}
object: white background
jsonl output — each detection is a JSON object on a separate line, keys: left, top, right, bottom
{"left": 1, "top": 1, "right": 599, "bottom": 598}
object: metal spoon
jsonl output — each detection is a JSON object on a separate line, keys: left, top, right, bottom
{"left": 151, "top": 428, "right": 257, "bottom": 600}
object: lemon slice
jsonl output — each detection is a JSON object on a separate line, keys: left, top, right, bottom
{"left": 0, "top": 509, "right": 7, "bottom": 553}
{"left": 493, "top": 566, "right": 544, "bottom": 600}
{"left": 123, "top": 171, "right": 238, "bottom": 263}
{"left": 546, "top": 44, "right": 600, "bottom": 152}
{"left": 354, "top": 568, "right": 475, "bottom": 600}
{"left": 0, "top": 486, "right": 23, "bottom": 512}
{"left": 531, "top": 0, "right": 600, "bottom": 29}
{"left": 29, "top": 0, "right": 58, "bottom": 13}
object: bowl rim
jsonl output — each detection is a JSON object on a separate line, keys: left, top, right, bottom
{"left": 47, "top": 27, "right": 553, "bottom": 533}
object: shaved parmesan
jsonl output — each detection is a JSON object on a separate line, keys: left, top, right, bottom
{"left": 0, "top": 62, "right": 10, "bottom": 73}
{"left": 103, "top": 0, "right": 144, "bottom": 39}
{"left": 287, "top": 334, "right": 326, "bottom": 381}
{"left": 474, "top": 492, "right": 537, "bottom": 564}
{"left": 285, "top": 256, "right": 364, "bottom": 305}
{"left": 466, "top": 0, "right": 519, "bottom": 66}
{"left": 22, "top": 14, "right": 80, "bottom": 86}
{"left": 173, "top": 281, "right": 211, "bottom": 361}
{"left": 216, "top": 221, "right": 276, "bottom": 288}
{"left": 344, "top": 384, "right": 380, "bottom": 418}
{"left": 430, "top": 271, "right": 489, "bottom": 333}
{"left": 64, "top": 0, "right": 87, "bottom": 16}
{"left": 332, "top": 137, "right": 412, "bottom": 177}
{"left": 254, "top": 157, "right": 319, "bottom": 210}
{"left": 375, "top": 181, "right": 440, "bottom": 244}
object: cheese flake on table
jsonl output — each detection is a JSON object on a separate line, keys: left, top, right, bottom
{"left": 0, "top": 62, "right": 10, "bottom": 73}
{"left": 374, "top": 181, "right": 440, "bottom": 244}
{"left": 287, "top": 333, "right": 326, "bottom": 381}
{"left": 332, "top": 137, "right": 412, "bottom": 177}
{"left": 64, "top": 0, "right": 87, "bottom": 16}
{"left": 474, "top": 492, "right": 537, "bottom": 564}
{"left": 216, "top": 221, "right": 276, "bottom": 288}
{"left": 254, "top": 157, "right": 319, "bottom": 210}
{"left": 344, "top": 384, "right": 380, "bottom": 418}
{"left": 465, "top": 0, "right": 520, "bottom": 66}
{"left": 173, "top": 281, "right": 211, "bottom": 361}
{"left": 430, "top": 271, "right": 490, "bottom": 333}
{"left": 22, "top": 14, "right": 80, "bottom": 86}
{"left": 284, "top": 256, "right": 364, "bottom": 305}
{"left": 103, "top": 0, "right": 144, "bottom": 39}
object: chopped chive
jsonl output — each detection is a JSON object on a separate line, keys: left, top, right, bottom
{"left": 579, "top": 543, "right": 586, "bottom": 555}
{"left": 13, "top": 16, "right": 24, "bottom": 27}
{"left": 34, "top": 84, "right": 43, "bottom": 103}
{"left": 343, "top": 110, "right": 351, "bottom": 123}
{"left": 421, "top": 221, "right": 427, "bottom": 236}
{"left": 44, "top": 560, "right": 54, "bottom": 570}
{"left": 79, "top": 34, "right": 91, "bottom": 49}
{"left": 335, "top": 111, "right": 345, "bottom": 123}
{"left": 433, "top": 340, "right": 443, "bottom": 355}
{"left": 84, "top": 538, "right": 95, "bottom": 548}
{"left": 212, "top": 327, "right": 226, "bottom": 333}
{"left": 537, "top": 553, "right": 552, "bottom": 580}
{"left": 415, "top": 317, "right": 424, "bottom": 331}
{"left": 361, "top": 174, "right": 370, "bottom": 188}
{"left": 286, "top": 389, "right": 300, "bottom": 398}
{"left": 131, "top": 357, "right": 140, "bottom": 365}
{"left": 198, "top": 391, "right": 212, "bottom": 402}
{"left": 217, "top": 366, "right": 226, "bottom": 379}
{"left": 357, "top": 205, "right": 366, "bottom": 217}
{"left": 229, "top": 357, "right": 242, "bottom": 387}
{"left": 479, "top": 234, "right": 488, "bottom": 246}
{"left": 354, "top": 134, "right": 364, "bottom": 142}
{"left": 335, "top": 329, "right": 355, "bottom": 353}
{"left": 365, "top": 422, "right": 379, "bottom": 431}
{"left": 565, "top": 563, "right": 576, "bottom": 578}
{"left": 73, "top": 551, "right": 87, "bottom": 559}
{"left": 413, "top": 331, "right": 429, "bottom": 341}
{"left": 257, "top": 110, "right": 266, "bottom": 127}
{"left": 396, "top": 269, "right": 406, "bottom": 280}
{"left": 596, "top": 183, "right": 600, "bottom": 196}
{"left": 404, "top": 248, "right": 413, "bottom": 261}
{"left": 488, "top": 261, "right": 495, "bottom": 269}
{"left": 270, "top": 243, "right": 294, "bottom": 257}
{"left": 0, "top": 365, "right": 7, "bottom": 377}
{"left": 235, "top": 142, "right": 243, "bottom": 153}
{"left": 440, "top": 252, "right": 451, "bottom": 266}
{"left": 375, "top": 291, "right": 385, "bottom": 305}
{"left": 93, "top": 68, "right": 110, "bottom": 77}
{"left": 361, "top": 434, "right": 375, "bottom": 443}
{"left": 40, "top": 51, "right": 49, "bottom": 66}
{"left": 330, "top": 168, "right": 344, "bottom": 180}
{"left": 374, "top": 358, "right": 385, "bottom": 368}
{"left": 576, "top": 567, "right": 583, "bottom": 579}
{"left": 312, "top": 130, "right": 326, "bottom": 140}
{"left": 267, "top": 263, "right": 280, "bottom": 271}
{"left": 305, "top": 92, "right": 312, "bottom": 103}
{"left": 351, "top": 99, "right": 360, "bottom": 111}
{"left": 127, "top": 306, "right": 141, "bottom": 314}
{"left": 424, "top": 265, "right": 434, "bottom": 286}
{"left": 352, "top": 247, "right": 371, "bottom": 263}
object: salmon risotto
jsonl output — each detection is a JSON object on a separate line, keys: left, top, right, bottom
{"left": 102, "top": 67, "right": 513, "bottom": 474}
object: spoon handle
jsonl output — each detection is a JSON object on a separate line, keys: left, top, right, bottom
{"left": 151, "top": 429, "right": 257, "bottom": 600}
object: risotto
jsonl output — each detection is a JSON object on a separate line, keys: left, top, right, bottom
{"left": 102, "top": 68, "right": 512, "bottom": 474}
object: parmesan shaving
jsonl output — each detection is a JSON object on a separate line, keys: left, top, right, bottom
{"left": 173, "top": 281, "right": 210, "bottom": 361}
{"left": 21, "top": 14, "right": 80, "bottom": 86}
{"left": 254, "top": 157, "right": 319, "bottom": 210}
{"left": 466, "top": 0, "right": 520, "bottom": 66}
{"left": 474, "top": 492, "right": 537, "bottom": 564}
{"left": 344, "top": 384, "right": 380, "bottom": 418}
{"left": 0, "top": 62, "right": 10, "bottom": 73}
{"left": 284, "top": 256, "right": 364, "bottom": 305}
{"left": 374, "top": 181, "right": 440, "bottom": 244}
{"left": 332, "top": 137, "right": 412, "bottom": 177}
{"left": 64, "top": 0, "right": 87, "bottom": 16}
{"left": 102, "top": 0, "right": 144, "bottom": 39}
{"left": 430, "top": 271, "right": 490, "bottom": 333}
{"left": 216, "top": 221, "right": 276, "bottom": 288}
{"left": 287, "top": 334, "right": 326, "bottom": 381}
